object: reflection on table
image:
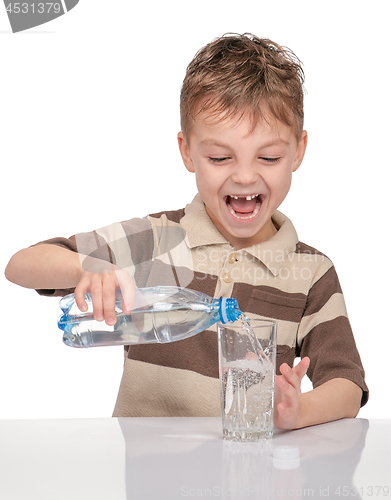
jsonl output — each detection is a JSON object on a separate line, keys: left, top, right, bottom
{"left": 0, "top": 417, "right": 389, "bottom": 499}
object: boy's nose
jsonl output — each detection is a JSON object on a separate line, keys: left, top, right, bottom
{"left": 231, "top": 163, "right": 259, "bottom": 186}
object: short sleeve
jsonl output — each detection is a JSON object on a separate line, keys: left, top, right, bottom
{"left": 297, "top": 266, "right": 368, "bottom": 406}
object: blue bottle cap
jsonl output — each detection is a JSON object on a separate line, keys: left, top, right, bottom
{"left": 219, "top": 297, "right": 241, "bottom": 323}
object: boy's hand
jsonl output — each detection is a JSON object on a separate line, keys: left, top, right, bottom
{"left": 274, "top": 357, "right": 310, "bottom": 430}
{"left": 74, "top": 264, "right": 136, "bottom": 326}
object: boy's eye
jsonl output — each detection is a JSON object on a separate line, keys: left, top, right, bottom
{"left": 260, "top": 157, "right": 281, "bottom": 164}
{"left": 208, "top": 157, "right": 230, "bottom": 164}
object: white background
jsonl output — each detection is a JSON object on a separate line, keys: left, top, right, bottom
{"left": 0, "top": 1, "right": 389, "bottom": 420}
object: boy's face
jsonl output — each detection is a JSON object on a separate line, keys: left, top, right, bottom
{"left": 178, "top": 113, "right": 307, "bottom": 249}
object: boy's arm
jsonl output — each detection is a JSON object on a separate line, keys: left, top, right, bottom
{"left": 5, "top": 244, "right": 83, "bottom": 290}
{"left": 274, "top": 358, "right": 362, "bottom": 430}
{"left": 5, "top": 244, "right": 135, "bottom": 324}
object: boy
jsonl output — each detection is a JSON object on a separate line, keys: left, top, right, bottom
{"left": 5, "top": 33, "right": 368, "bottom": 429}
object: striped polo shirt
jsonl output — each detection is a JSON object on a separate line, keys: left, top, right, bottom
{"left": 36, "top": 194, "right": 368, "bottom": 416}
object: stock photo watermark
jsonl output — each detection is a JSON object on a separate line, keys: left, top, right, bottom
{"left": 74, "top": 223, "right": 328, "bottom": 288}
{"left": 3, "top": 0, "right": 79, "bottom": 32}
{"left": 180, "top": 484, "right": 390, "bottom": 498}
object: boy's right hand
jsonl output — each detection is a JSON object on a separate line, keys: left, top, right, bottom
{"left": 74, "top": 265, "right": 136, "bottom": 326}
{"left": 4, "top": 244, "right": 137, "bottom": 326}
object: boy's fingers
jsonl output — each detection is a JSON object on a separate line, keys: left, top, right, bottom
{"left": 280, "top": 358, "right": 310, "bottom": 381}
{"left": 74, "top": 275, "right": 90, "bottom": 312}
{"left": 276, "top": 373, "right": 295, "bottom": 399}
{"left": 90, "top": 274, "right": 105, "bottom": 321}
{"left": 279, "top": 363, "right": 297, "bottom": 386}
{"left": 102, "top": 272, "right": 117, "bottom": 325}
{"left": 116, "top": 269, "right": 137, "bottom": 313}
{"left": 279, "top": 360, "right": 308, "bottom": 390}
{"left": 294, "top": 357, "right": 310, "bottom": 380}
{"left": 74, "top": 288, "right": 87, "bottom": 312}
{"left": 121, "top": 288, "right": 136, "bottom": 314}
{"left": 276, "top": 402, "right": 287, "bottom": 416}
{"left": 74, "top": 267, "right": 136, "bottom": 325}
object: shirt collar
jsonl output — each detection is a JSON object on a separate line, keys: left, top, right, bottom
{"left": 181, "top": 194, "right": 228, "bottom": 247}
{"left": 243, "top": 211, "right": 299, "bottom": 276}
{"left": 181, "top": 194, "right": 299, "bottom": 276}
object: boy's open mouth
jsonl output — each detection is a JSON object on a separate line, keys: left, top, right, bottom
{"left": 225, "top": 194, "right": 262, "bottom": 220}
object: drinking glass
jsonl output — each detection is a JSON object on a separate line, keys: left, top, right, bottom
{"left": 218, "top": 318, "right": 277, "bottom": 441}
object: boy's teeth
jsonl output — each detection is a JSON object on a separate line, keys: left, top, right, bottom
{"left": 231, "top": 194, "right": 258, "bottom": 200}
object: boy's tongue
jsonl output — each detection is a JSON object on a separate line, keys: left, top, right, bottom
{"left": 228, "top": 196, "right": 257, "bottom": 214}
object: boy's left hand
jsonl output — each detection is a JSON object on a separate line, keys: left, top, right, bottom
{"left": 274, "top": 357, "right": 310, "bottom": 430}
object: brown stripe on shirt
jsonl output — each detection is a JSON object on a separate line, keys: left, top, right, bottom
{"left": 233, "top": 282, "right": 307, "bottom": 323}
{"left": 126, "top": 329, "right": 219, "bottom": 378}
{"left": 300, "top": 315, "right": 368, "bottom": 405}
{"left": 127, "top": 337, "right": 298, "bottom": 379}
{"left": 34, "top": 236, "right": 78, "bottom": 253}
{"left": 149, "top": 208, "right": 186, "bottom": 224}
{"left": 186, "top": 271, "right": 219, "bottom": 298}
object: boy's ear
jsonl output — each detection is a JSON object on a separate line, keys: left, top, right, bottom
{"left": 292, "top": 130, "right": 308, "bottom": 172}
{"left": 178, "top": 132, "right": 195, "bottom": 173}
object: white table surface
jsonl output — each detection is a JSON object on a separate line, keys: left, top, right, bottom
{"left": 0, "top": 417, "right": 389, "bottom": 499}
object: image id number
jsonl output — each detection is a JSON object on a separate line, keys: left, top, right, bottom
{"left": 6, "top": 3, "right": 62, "bottom": 14}
{"left": 334, "top": 486, "right": 389, "bottom": 497}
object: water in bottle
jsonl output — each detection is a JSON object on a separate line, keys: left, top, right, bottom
{"left": 58, "top": 286, "right": 242, "bottom": 348}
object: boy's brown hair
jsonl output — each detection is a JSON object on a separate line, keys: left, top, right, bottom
{"left": 180, "top": 33, "right": 305, "bottom": 143}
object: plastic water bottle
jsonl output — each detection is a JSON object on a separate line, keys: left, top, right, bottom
{"left": 58, "top": 286, "right": 241, "bottom": 348}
